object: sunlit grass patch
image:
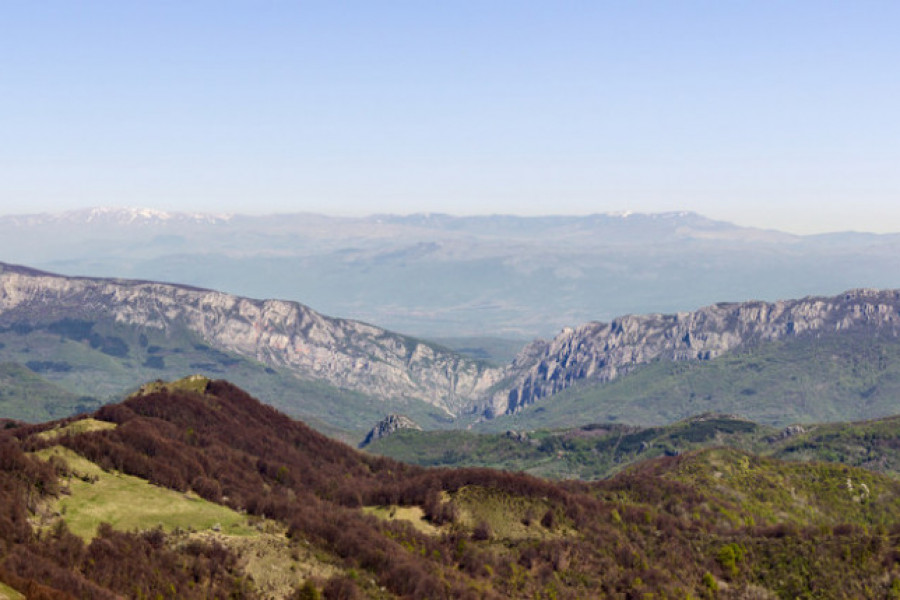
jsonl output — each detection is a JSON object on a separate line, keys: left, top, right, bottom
{"left": 363, "top": 505, "right": 441, "bottom": 535}
{"left": 184, "top": 529, "right": 341, "bottom": 598}
{"left": 36, "top": 417, "right": 117, "bottom": 441}
{"left": 452, "top": 486, "right": 561, "bottom": 540}
{"left": 133, "top": 374, "right": 212, "bottom": 397}
{"left": 35, "top": 446, "right": 255, "bottom": 539}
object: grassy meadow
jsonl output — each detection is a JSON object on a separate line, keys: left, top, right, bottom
{"left": 35, "top": 446, "right": 255, "bottom": 539}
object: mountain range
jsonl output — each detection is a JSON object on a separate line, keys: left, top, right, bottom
{"left": 0, "top": 261, "right": 498, "bottom": 431}
{"left": 3, "top": 209, "right": 900, "bottom": 597}
{"left": 3, "top": 260, "right": 900, "bottom": 434}
{"left": 3, "top": 207, "right": 900, "bottom": 338}
{"left": 486, "top": 288, "right": 900, "bottom": 418}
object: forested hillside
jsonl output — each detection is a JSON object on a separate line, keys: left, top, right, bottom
{"left": 4, "top": 378, "right": 900, "bottom": 598}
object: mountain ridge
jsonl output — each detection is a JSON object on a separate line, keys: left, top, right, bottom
{"left": 5, "top": 259, "right": 900, "bottom": 430}
{"left": 0, "top": 261, "right": 501, "bottom": 417}
{"left": 486, "top": 288, "right": 900, "bottom": 416}
{"left": 10, "top": 207, "right": 892, "bottom": 338}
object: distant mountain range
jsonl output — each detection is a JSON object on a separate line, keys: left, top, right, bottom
{"left": 3, "top": 260, "right": 900, "bottom": 432}
{"left": 3, "top": 207, "right": 900, "bottom": 338}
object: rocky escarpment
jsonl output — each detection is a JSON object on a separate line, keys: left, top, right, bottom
{"left": 358, "top": 414, "right": 422, "bottom": 448}
{"left": 0, "top": 262, "right": 502, "bottom": 415}
{"left": 485, "top": 290, "right": 900, "bottom": 417}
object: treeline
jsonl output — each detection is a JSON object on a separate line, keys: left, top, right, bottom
{"left": 0, "top": 435, "right": 250, "bottom": 599}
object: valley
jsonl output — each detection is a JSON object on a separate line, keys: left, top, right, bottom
{"left": 4, "top": 259, "right": 900, "bottom": 438}
{"left": 7, "top": 2, "right": 899, "bottom": 595}
{"left": 2, "top": 241, "right": 900, "bottom": 598}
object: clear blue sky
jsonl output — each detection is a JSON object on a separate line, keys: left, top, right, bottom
{"left": 2, "top": 1, "right": 898, "bottom": 234}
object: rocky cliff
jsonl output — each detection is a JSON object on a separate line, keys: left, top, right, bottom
{"left": 358, "top": 414, "right": 422, "bottom": 448}
{"left": 485, "top": 289, "right": 900, "bottom": 416}
{"left": 0, "top": 262, "right": 502, "bottom": 416}
{"left": 6, "top": 260, "right": 900, "bottom": 426}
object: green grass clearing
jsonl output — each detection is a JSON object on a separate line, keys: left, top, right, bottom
{"left": 36, "top": 417, "right": 117, "bottom": 441}
{"left": 363, "top": 505, "right": 441, "bottom": 536}
{"left": 35, "top": 446, "right": 256, "bottom": 539}
{"left": 182, "top": 529, "right": 341, "bottom": 599}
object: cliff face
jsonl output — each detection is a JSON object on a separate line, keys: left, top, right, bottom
{"left": 6, "top": 261, "right": 900, "bottom": 425}
{"left": 486, "top": 290, "right": 900, "bottom": 417}
{"left": 358, "top": 414, "right": 422, "bottom": 448}
{"left": 0, "top": 263, "right": 502, "bottom": 416}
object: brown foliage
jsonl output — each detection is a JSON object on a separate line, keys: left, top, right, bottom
{"left": 8, "top": 380, "right": 900, "bottom": 599}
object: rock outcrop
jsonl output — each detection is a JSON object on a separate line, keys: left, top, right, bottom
{"left": 485, "top": 290, "right": 900, "bottom": 416}
{"left": 0, "top": 262, "right": 502, "bottom": 416}
{"left": 358, "top": 414, "right": 422, "bottom": 448}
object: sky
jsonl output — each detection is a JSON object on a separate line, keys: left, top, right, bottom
{"left": 1, "top": 1, "right": 898, "bottom": 234}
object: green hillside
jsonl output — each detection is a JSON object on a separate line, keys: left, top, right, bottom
{"left": 643, "top": 447, "right": 900, "bottom": 528}
{"left": 0, "top": 318, "right": 444, "bottom": 431}
{"left": 771, "top": 414, "right": 900, "bottom": 471}
{"left": 35, "top": 445, "right": 256, "bottom": 539}
{"left": 366, "top": 414, "right": 772, "bottom": 479}
{"left": 485, "top": 328, "right": 900, "bottom": 431}
{"left": 0, "top": 362, "right": 100, "bottom": 421}
{"left": 369, "top": 412, "right": 900, "bottom": 482}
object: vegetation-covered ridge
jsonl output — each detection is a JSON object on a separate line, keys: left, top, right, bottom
{"left": 366, "top": 413, "right": 767, "bottom": 480}
{"left": 0, "top": 300, "right": 455, "bottom": 433}
{"left": 368, "top": 411, "right": 900, "bottom": 482}
{"left": 5, "top": 378, "right": 900, "bottom": 597}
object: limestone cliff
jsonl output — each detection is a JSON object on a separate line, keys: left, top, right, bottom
{"left": 0, "top": 262, "right": 502, "bottom": 415}
{"left": 358, "top": 414, "right": 421, "bottom": 448}
{"left": 486, "top": 290, "right": 900, "bottom": 416}
{"left": 6, "top": 261, "right": 900, "bottom": 425}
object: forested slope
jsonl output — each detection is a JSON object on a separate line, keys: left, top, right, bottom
{"left": 4, "top": 378, "right": 900, "bottom": 598}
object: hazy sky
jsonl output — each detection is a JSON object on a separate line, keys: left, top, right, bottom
{"left": 2, "top": 2, "right": 898, "bottom": 234}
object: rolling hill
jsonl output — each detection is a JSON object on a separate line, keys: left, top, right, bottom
{"left": 368, "top": 411, "right": 900, "bottom": 482}
{"left": 6, "top": 377, "right": 900, "bottom": 597}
